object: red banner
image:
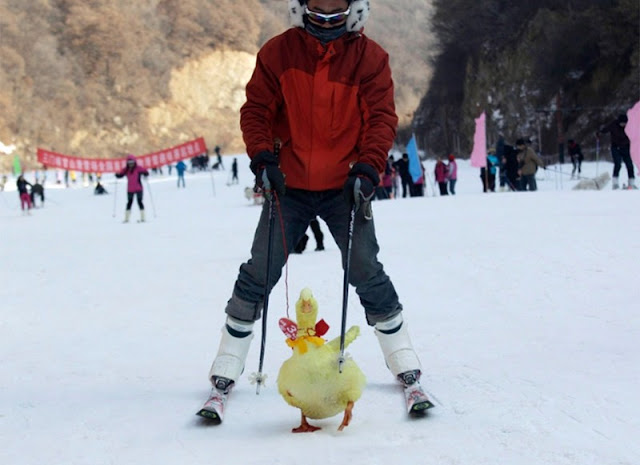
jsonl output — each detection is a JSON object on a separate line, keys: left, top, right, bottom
{"left": 36, "top": 137, "right": 207, "bottom": 173}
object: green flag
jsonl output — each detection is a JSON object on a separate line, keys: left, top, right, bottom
{"left": 12, "top": 155, "right": 21, "bottom": 176}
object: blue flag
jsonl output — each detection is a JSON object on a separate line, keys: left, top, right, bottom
{"left": 406, "top": 135, "right": 422, "bottom": 183}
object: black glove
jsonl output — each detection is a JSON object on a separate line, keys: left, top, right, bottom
{"left": 250, "top": 151, "right": 285, "bottom": 196}
{"left": 343, "top": 162, "right": 379, "bottom": 209}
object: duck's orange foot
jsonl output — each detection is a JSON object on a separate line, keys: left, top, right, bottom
{"left": 292, "top": 414, "right": 321, "bottom": 433}
{"left": 337, "top": 401, "right": 355, "bottom": 431}
{"left": 292, "top": 423, "right": 321, "bottom": 433}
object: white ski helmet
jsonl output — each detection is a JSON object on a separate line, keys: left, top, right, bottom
{"left": 288, "top": 0, "right": 370, "bottom": 32}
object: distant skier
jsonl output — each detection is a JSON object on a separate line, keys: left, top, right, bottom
{"left": 447, "top": 154, "right": 458, "bottom": 195}
{"left": 434, "top": 157, "right": 448, "bottom": 195}
{"left": 598, "top": 114, "right": 636, "bottom": 189}
{"left": 30, "top": 181, "right": 45, "bottom": 207}
{"left": 501, "top": 142, "right": 519, "bottom": 191}
{"left": 176, "top": 160, "right": 187, "bottom": 188}
{"left": 115, "top": 154, "right": 149, "bottom": 222}
{"left": 16, "top": 174, "right": 33, "bottom": 213}
{"left": 568, "top": 139, "right": 584, "bottom": 178}
{"left": 230, "top": 158, "right": 239, "bottom": 184}
{"left": 214, "top": 145, "right": 224, "bottom": 170}
{"left": 516, "top": 138, "right": 545, "bottom": 191}
{"left": 94, "top": 182, "right": 108, "bottom": 195}
{"left": 481, "top": 149, "right": 499, "bottom": 192}
{"left": 393, "top": 153, "right": 413, "bottom": 198}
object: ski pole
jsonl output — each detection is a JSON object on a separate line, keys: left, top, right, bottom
{"left": 255, "top": 141, "right": 280, "bottom": 394}
{"left": 145, "top": 177, "right": 157, "bottom": 218}
{"left": 544, "top": 166, "right": 591, "bottom": 180}
{"left": 595, "top": 135, "right": 600, "bottom": 176}
{"left": 210, "top": 169, "right": 216, "bottom": 197}
{"left": 338, "top": 201, "right": 357, "bottom": 373}
{"left": 112, "top": 177, "right": 118, "bottom": 218}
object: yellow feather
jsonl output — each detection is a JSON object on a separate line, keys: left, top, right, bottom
{"left": 277, "top": 288, "right": 366, "bottom": 422}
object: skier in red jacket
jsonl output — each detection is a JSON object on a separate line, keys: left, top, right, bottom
{"left": 204, "top": 0, "right": 429, "bottom": 419}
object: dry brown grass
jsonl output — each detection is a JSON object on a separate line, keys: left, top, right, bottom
{"left": 0, "top": 0, "right": 434, "bottom": 170}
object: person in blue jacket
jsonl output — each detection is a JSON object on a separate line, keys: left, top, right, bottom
{"left": 176, "top": 160, "right": 187, "bottom": 188}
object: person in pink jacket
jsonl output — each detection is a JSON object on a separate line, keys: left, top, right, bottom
{"left": 434, "top": 157, "right": 448, "bottom": 196}
{"left": 447, "top": 154, "right": 458, "bottom": 195}
{"left": 115, "top": 154, "right": 149, "bottom": 222}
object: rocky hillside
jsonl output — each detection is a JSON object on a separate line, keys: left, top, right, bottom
{"left": 414, "top": 0, "right": 639, "bottom": 159}
{"left": 0, "top": 0, "right": 435, "bottom": 171}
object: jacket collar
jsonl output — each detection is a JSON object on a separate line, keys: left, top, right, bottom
{"left": 294, "top": 27, "right": 361, "bottom": 57}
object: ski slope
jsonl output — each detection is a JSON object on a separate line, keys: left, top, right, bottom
{"left": 1, "top": 158, "right": 639, "bottom": 465}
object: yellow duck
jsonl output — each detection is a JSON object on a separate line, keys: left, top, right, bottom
{"left": 277, "top": 288, "right": 366, "bottom": 433}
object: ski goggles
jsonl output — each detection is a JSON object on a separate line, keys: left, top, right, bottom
{"left": 304, "top": 6, "right": 351, "bottom": 25}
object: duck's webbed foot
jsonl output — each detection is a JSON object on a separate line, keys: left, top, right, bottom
{"left": 292, "top": 413, "right": 321, "bottom": 433}
{"left": 337, "top": 401, "right": 355, "bottom": 431}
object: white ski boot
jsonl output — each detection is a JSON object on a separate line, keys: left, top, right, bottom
{"left": 375, "top": 314, "right": 434, "bottom": 413}
{"left": 198, "top": 317, "right": 254, "bottom": 422}
{"left": 208, "top": 316, "right": 254, "bottom": 389}
{"left": 629, "top": 178, "right": 637, "bottom": 190}
{"left": 375, "top": 313, "right": 422, "bottom": 378}
{"left": 123, "top": 209, "right": 131, "bottom": 223}
{"left": 612, "top": 177, "right": 620, "bottom": 190}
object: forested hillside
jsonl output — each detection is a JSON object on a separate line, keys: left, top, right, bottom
{"left": 413, "top": 0, "right": 639, "bottom": 159}
{"left": 0, "top": 0, "right": 434, "bottom": 171}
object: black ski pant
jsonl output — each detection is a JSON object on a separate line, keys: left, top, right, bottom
{"left": 401, "top": 176, "right": 413, "bottom": 198}
{"left": 438, "top": 182, "right": 448, "bottom": 196}
{"left": 224, "top": 189, "right": 402, "bottom": 326}
{"left": 126, "top": 191, "right": 144, "bottom": 210}
{"left": 611, "top": 145, "right": 635, "bottom": 179}
{"left": 571, "top": 157, "right": 582, "bottom": 175}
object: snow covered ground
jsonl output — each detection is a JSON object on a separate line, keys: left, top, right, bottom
{"left": 1, "top": 158, "right": 639, "bottom": 465}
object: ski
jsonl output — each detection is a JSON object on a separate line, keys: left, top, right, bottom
{"left": 196, "top": 388, "right": 227, "bottom": 423}
{"left": 398, "top": 370, "right": 434, "bottom": 415}
{"left": 403, "top": 383, "right": 434, "bottom": 414}
{"left": 196, "top": 377, "right": 235, "bottom": 423}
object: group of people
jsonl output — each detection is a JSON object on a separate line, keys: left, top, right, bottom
{"left": 492, "top": 138, "right": 546, "bottom": 192}
{"left": 434, "top": 155, "right": 457, "bottom": 196}
{"left": 399, "top": 154, "right": 429, "bottom": 198}
{"left": 477, "top": 138, "right": 539, "bottom": 192}
{"left": 371, "top": 153, "right": 428, "bottom": 200}
{"left": 14, "top": 175, "right": 44, "bottom": 213}
{"left": 491, "top": 113, "right": 636, "bottom": 192}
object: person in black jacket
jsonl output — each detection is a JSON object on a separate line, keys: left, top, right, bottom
{"left": 30, "top": 181, "right": 44, "bottom": 207}
{"left": 16, "top": 175, "right": 33, "bottom": 212}
{"left": 501, "top": 143, "right": 520, "bottom": 191}
{"left": 392, "top": 153, "right": 413, "bottom": 198}
{"left": 94, "top": 181, "right": 108, "bottom": 195}
{"left": 598, "top": 114, "right": 635, "bottom": 189}
{"left": 567, "top": 139, "right": 584, "bottom": 178}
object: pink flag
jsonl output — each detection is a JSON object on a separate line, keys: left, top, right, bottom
{"left": 469, "top": 111, "right": 487, "bottom": 168}
{"left": 625, "top": 101, "right": 640, "bottom": 171}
